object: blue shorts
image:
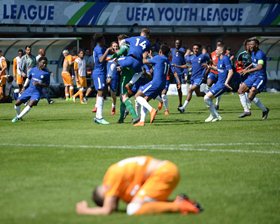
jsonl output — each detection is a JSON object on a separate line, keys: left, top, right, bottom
{"left": 207, "top": 72, "right": 218, "bottom": 83}
{"left": 191, "top": 76, "right": 204, "bottom": 86}
{"left": 140, "top": 81, "right": 165, "bottom": 99}
{"left": 19, "top": 88, "right": 41, "bottom": 103}
{"left": 209, "top": 83, "right": 229, "bottom": 98}
{"left": 131, "top": 77, "right": 150, "bottom": 94}
{"left": 92, "top": 71, "right": 106, "bottom": 91}
{"left": 118, "top": 56, "right": 142, "bottom": 73}
{"left": 244, "top": 75, "right": 267, "bottom": 92}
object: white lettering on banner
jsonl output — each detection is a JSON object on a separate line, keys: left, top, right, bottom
{"left": 3, "top": 4, "right": 54, "bottom": 20}
{"left": 127, "top": 6, "right": 243, "bottom": 23}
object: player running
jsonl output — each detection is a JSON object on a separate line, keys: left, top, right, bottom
{"left": 237, "top": 38, "right": 269, "bottom": 120}
{"left": 12, "top": 57, "right": 51, "bottom": 123}
{"left": 174, "top": 44, "right": 210, "bottom": 113}
{"left": 134, "top": 44, "right": 170, "bottom": 126}
{"left": 204, "top": 44, "right": 233, "bottom": 122}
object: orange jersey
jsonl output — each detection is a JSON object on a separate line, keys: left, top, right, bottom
{"left": 0, "top": 56, "right": 7, "bottom": 76}
{"left": 103, "top": 156, "right": 153, "bottom": 203}
{"left": 210, "top": 51, "right": 218, "bottom": 75}
{"left": 103, "top": 156, "right": 180, "bottom": 203}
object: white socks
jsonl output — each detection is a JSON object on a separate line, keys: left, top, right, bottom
{"left": 14, "top": 105, "right": 21, "bottom": 116}
{"left": 162, "top": 94, "right": 168, "bottom": 110}
{"left": 215, "top": 96, "right": 221, "bottom": 106}
{"left": 239, "top": 94, "right": 250, "bottom": 112}
{"left": 204, "top": 96, "right": 219, "bottom": 118}
{"left": 18, "top": 105, "right": 31, "bottom": 119}
{"left": 182, "top": 100, "right": 189, "bottom": 109}
{"left": 96, "top": 96, "right": 104, "bottom": 119}
{"left": 253, "top": 97, "right": 266, "bottom": 112}
{"left": 129, "top": 72, "right": 142, "bottom": 85}
{"left": 140, "top": 106, "right": 147, "bottom": 122}
{"left": 136, "top": 96, "right": 152, "bottom": 112}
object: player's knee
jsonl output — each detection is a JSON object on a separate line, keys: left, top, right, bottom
{"left": 126, "top": 202, "right": 142, "bottom": 216}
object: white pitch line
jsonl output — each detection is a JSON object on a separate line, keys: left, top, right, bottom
{"left": 0, "top": 143, "right": 280, "bottom": 155}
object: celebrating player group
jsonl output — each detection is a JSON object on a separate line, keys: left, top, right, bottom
{"left": 9, "top": 28, "right": 269, "bottom": 125}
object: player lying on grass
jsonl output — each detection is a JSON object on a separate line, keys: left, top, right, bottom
{"left": 76, "top": 156, "right": 202, "bottom": 215}
{"left": 12, "top": 57, "right": 50, "bottom": 123}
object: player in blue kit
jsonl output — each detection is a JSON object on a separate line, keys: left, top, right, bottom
{"left": 108, "top": 28, "right": 151, "bottom": 92}
{"left": 92, "top": 34, "right": 112, "bottom": 125}
{"left": 134, "top": 44, "right": 170, "bottom": 126}
{"left": 106, "top": 41, "right": 120, "bottom": 115}
{"left": 237, "top": 38, "right": 269, "bottom": 120}
{"left": 12, "top": 57, "right": 50, "bottom": 122}
{"left": 204, "top": 45, "right": 233, "bottom": 122}
{"left": 173, "top": 44, "right": 210, "bottom": 113}
{"left": 170, "top": 40, "right": 185, "bottom": 110}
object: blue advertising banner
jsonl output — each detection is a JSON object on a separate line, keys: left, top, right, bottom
{"left": 0, "top": 1, "right": 279, "bottom": 26}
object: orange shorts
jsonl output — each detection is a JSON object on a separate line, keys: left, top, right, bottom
{"left": 0, "top": 75, "right": 6, "bottom": 86}
{"left": 62, "top": 71, "right": 73, "bottom": 86}
{"left": 16, "top": 74, "right": 24, "bottom": 85}
{"left": 135, "top": 161, "right": 180, "bottom": 201}
{"left": 77, "top": 76, "right": 87, "bottom": 88}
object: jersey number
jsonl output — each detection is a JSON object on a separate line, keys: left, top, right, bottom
{"left": 135, "top": 38, "right": 147, "bottom": 50}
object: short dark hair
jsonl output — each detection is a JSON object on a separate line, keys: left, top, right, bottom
{"left": 248, "top": 38, "right": 260, "bottom": 45}
{"left": 94, "top": 33, "right": 104, "bottom": 43}
{"left": 160, "top": 44, "right": 170, "bottom": 56}
{"left": 38, "top": 56, "right": 48, "bottom": 63}
{"left": 78, "top": 49, "right": 85, "bottom": 54}
{"left": 216, "top": 39, "right": 224, "bottom": 45}
{"left": 92, "top": 187, "right": 104, "bottom": 207}
{"left": 18, "top": 49, "right": 24, "bottom": 53}
{"left": 193, "top": 43, "right": 202, "bottom": 49}
{"left": 25, "top": 45, "right": 31, "bottom": 50}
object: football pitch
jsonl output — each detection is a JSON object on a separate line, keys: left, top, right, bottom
{"left": 0, "top": 93, "right": 279, "bottom": 224}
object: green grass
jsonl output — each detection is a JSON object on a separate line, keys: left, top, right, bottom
{"left": 0, "top": 93, "right": 280, "bottom": 224}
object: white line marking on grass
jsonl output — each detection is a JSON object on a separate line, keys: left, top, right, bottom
{"left": 0, "top": 143, "right": 280, "bottom": 155}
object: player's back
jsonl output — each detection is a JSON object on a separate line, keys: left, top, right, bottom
{"left": 126, "top": 36, "right": 150, "bottom": 60}
{"left": 103, "top": 156, "right": 153, "bottom": 203}
{"left": 151, "top": 55, "right": 170, "bottom": 83}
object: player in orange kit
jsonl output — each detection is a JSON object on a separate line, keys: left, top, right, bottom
{"left": 76, "top": 156, "right": 202, "bottom": 215}
{"left": 61, "top": 50, "right": 74, "bottom": 100}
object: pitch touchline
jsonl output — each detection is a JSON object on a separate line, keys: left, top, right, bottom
{"left": 0, "top": 143, "right": 280, "bottom": 155}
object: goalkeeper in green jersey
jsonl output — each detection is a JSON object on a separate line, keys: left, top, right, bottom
{"left": 107, "top": 34, "right": 139, "bottom": 124}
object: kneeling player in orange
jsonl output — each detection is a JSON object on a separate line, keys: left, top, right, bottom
{"left": 76, "top": 156, "right": 202, "bottom": 215}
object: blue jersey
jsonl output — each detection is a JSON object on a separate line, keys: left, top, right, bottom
{"left": 251, "top": 49, "right": 266, "bottom": 77}
{"left": 27, "top": 67, "right": 50, "bottom": 93}
{"left": 125, "top": 36, "right": 151, "bottom": 60}
{"left": 148, "top": 55, "right": 170, "bottom": 84}
{"left": 217, "top": 55, "right": 232, "bottom": 83}
{"left": 186, "top": 53, "right": 209, "bottom": 78}
{"left": 93, "top": 44, "right": 107, "bottom": 74}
